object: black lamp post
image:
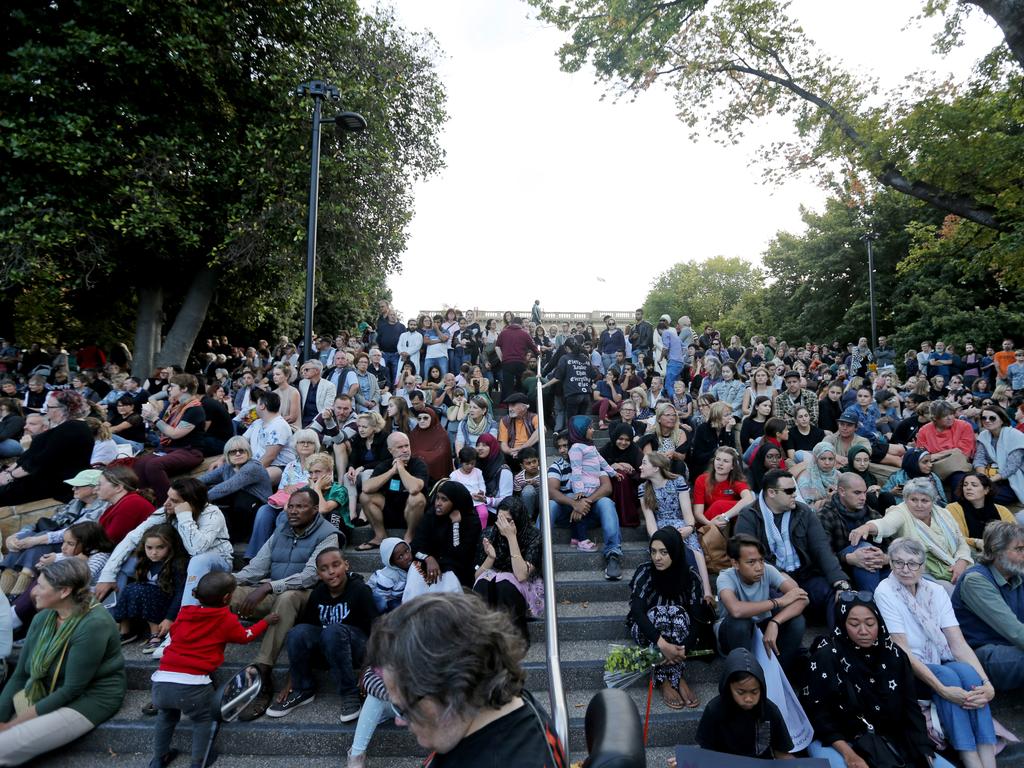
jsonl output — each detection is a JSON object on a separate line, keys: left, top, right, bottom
{"left": 296, "top": 80, "right": 367, "bottom": 362}
{"left": 861, "top": 232, "right": 879, "bottom": 354}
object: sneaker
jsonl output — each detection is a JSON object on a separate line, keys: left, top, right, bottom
{"left": 576, "top": 539, "right": 597, "bottom": 552}
{"left": 339, "top": 693, "right": 362, "bottom": 723}
{"left": 265, "top": 689, "right": 315, "bottom": 718}
{"left": 604, "top": 553, "right": 623, "bottom": 581}
{"left": 151, "top": 633, "right": 172, "bottom": 660}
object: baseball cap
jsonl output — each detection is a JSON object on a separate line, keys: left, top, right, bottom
{"left": 783, "top": 370, "right": 801, "bottom": 380}
{"left": 65, "top": 469, "right": 103, "bottom": 487}
{"left": 838, "top": 407, "right": 861, "bottom": 425}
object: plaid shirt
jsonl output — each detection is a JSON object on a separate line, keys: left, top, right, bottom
{"left": 772, "top": 388, "right": 819, "bottom": 427}
{"left": 817, "top": 496, "right": 881, "bottom": 565}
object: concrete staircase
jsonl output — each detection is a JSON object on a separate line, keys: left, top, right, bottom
{"left": 29, "top": 422, "right": 1024, "bottom": 767}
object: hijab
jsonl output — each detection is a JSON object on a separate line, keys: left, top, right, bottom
{"left": 437, "top": 479, "right": 475, "bottom": 518}
{"left": 901, "top": 448, "right": 930, "bottom": 478}
{"left": 806, "top": 595, "right": 934, "bottom": 766}
{"left": 568, "top": 415, "right": 593, "bottom": 446}
{"left": 647, "top": 527, "right": 692, "bottom": 602}
{"left": 600, "top": 423, "right": 642, "bottom": 469}
{"left": 800, "top": 441, "right": 840, "bottom": 499}
{"left": 409, "top": 406, "right": 453, "bottom": 483}
{"left": 475, "top": 433, "right": 506, "bottom": 496}
{"left": 749, "top": 442, "right": 782, "bottom": 492}
{"left": 846, "top": 444, "right": 876, "bottom": 485}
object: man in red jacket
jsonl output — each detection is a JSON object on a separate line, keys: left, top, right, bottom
{"left": 149, "top": 572, "right": 279, "bottom": 768}
{"left": 495, "top": 316, "right": 538, "bottom": 404}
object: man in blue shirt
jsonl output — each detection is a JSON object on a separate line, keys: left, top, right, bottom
{"left": 927, "top": 340, "right": 955, "bottom": 380}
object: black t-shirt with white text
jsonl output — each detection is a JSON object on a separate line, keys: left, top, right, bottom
{"left": 553, "top": 354, "right": 595, "bottom": 398}
{"left": 296, "top": 574, "right": 378, "bottom": 638}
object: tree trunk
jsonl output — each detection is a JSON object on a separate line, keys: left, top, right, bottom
{"left": 155, "top": 266, "right": 219, "bottom": 370}
{"left": 133, "top": 285, "right": 163, "bottom": 380}
{"left": 968, "top": 0, "right": 1024, "bottom": 71}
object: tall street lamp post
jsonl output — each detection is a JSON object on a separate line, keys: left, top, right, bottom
{"left": 296, "top": 80, "right": 367, "bottom": 362}
{"left": 861, "top": 232, "right": 879, "bottom": 355}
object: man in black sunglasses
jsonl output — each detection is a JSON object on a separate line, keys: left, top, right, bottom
{"left": 735, "top": 469, "right": 851, "bottom": 624}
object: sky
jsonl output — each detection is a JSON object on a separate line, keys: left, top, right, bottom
{"left": 369, "top": 0, "right": 1002, "bottom": 319}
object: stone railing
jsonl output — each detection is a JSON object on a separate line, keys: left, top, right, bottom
{"left": 417, "top": 309, "right": 639, "bottom": 325}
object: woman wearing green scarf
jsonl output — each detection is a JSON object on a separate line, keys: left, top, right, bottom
{"left": 0, "top": 559, "right": 125, "bottom": 766}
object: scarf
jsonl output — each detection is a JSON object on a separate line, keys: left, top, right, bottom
{"left": 886, "top": 575, "right": 954, "bottom": 665}
{"left": 600, "top": 423, "right": 642, "bottom": 469}
{"left": 475, "top": 433, "right": 506, "bottom": 496}
{"left": 799, "top": 441, "right": 841, "bottom": 502}
{"left": 465, "top": 412, "right": 492, "bottom": 436}
{"left": 979, "top": 425, "right": 1024, "bottom": 502}
{"left": 759, "top": 492, "right": 801, "bottom": 573}
{"left": 960, "top": 497, "right": 1002, "bottom": 540}
{"left": 909, "top": 504, "right": 961, "bottom": 569}
{"left": 568, "top": 415, "right": 592, "bottom": 446}
{"left": 409, "top": 407, "right": 453, "bottom": 482}
{"left": 159, "top": 396, "right": 202, "bottom": 448}
{"left": 25, "top": 602, "right": 95, "bottom": 704}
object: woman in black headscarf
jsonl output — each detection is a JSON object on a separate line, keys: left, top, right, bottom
{"left": 600, "top": 423, "right": 643, "bottom": 528}
{"left": 474, "top": 496, "right": 544, "bottom": 642}
{"left": 804, "top": 593, "right": 951, "bottom": 768}
{"left": 847, "top": 444, "right": 898, "bottom": 514}
{"left": 627, "top": 527, "right": 706, "bottom": 710}
{"left": 406, "top": 480, "right": 482, "bottom": 600}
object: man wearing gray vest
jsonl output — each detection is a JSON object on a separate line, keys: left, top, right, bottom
{"left": 952, "top": 521, "right": 1024, "bottom": 692}
{"left": 231, "top": 487, "right": 342, "bottom": 719}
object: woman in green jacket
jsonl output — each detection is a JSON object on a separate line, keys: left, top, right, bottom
{"left": 0, "top": 558, "right": 125, "bottom": 766}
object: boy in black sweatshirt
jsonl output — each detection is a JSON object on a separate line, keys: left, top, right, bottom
{"left": 266, "top": 547, "right": 378, "bottom": 722}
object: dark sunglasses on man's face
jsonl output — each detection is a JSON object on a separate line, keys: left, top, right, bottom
{"left": 771, "top": 486, "right": 797, "bottom": 495}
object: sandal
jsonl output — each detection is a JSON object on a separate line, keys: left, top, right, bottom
{"left": 142, "top": 635, "right": 164, "bottom": 654}
{"left": 661, "top": 682, "right": 685, "bottom": 710}
{"left": 576, "top": 539, "right": 597, "bottom": 551}
{"left": 355, "top": 540, "right": 381, "bottom": 551}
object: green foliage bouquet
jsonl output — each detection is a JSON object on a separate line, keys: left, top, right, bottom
{"left": 602, "top": 644, "right": 664, "bottom": 689}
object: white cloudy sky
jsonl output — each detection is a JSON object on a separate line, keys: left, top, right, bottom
{"left": 369, "top": 0, "right": 1002, "bottom": 318}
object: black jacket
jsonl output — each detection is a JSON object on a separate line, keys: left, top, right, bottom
{"left": 734, "top": 497, "right": 847, "bottom": 585}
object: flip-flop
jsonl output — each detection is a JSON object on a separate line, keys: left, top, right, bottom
{"left": 355, "top": 541, "right": 381, "bottom": 551}
{"left": 661, "top": 686, "right": 685, "bottom": 710}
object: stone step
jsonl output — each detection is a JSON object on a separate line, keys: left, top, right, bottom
{"left": 340, "top": 540, "right": 652, "bottom": 575}
{"left": 347, "top": 524, "right": 651, "bottom": 546}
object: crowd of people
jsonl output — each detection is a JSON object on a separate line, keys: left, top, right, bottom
{"left": 0, "top": 309, "right": 1023, "bottom": 767}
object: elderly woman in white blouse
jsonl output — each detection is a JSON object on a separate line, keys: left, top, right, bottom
{"left": 874, "top": 537, "right": 996, "bottom": 768}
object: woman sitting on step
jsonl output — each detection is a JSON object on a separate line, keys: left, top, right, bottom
{"left": 0, "top": 559, "right": 126, "bottom": 766}
{"left": 627, "top": 527, "right": 708, "bottom": 710}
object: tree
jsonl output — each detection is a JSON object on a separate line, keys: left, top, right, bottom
{"left": 525, "top": 0, "right": 1022, "bottom": 234}
{"left": 0, "top": 0, "right": 446, "bottom": 375}
{"left": 643, "top": 256, "right": 764, "bottom": 328}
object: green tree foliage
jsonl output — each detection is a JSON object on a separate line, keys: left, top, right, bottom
{"left": 643, "top": 256, "right": 764, "bottom": 328}
{"left": 0, "top": 0, "right": 446, "bottom": 374}
{"left": 526, "top": 0, "right": 1023, "bottom": 280}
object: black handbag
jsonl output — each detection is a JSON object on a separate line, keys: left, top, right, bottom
{"left": 853, "top": 717, "right": 907, "bottom": 768}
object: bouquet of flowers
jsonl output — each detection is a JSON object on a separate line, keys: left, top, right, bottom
{"left": 602, "top": 644, "right": 663, "bottom": 689}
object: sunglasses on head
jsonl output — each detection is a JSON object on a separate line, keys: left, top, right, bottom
{"left": 838, "top": 589, "right": 874, "bottom": 604}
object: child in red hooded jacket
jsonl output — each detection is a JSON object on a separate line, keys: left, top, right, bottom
{"left": 149, "top": 571, "right": 279, "bottom": 768}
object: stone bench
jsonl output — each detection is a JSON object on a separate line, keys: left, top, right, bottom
{"left": 0, "top": 456, "right": 221, "bottom": 542}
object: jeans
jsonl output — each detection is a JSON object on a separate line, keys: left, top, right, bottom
{"left": 839, "top": 542, "right": 888, "bottom": 593}
{"left": 178, "top": 551, "right": 231, "bottom": 608}
{"left": 664, "top": 360, "right": 684, "bottom": 398}
{"left": 925, "top": 662, "right": 997, "bottom": 751}
{"left": 717, "top": 613, "right": 805, "bottom": 674}
{"left": 974, "top": 643, "right": 1024, "bottom": 693}
{"left": 110, "top": 433, "right": 144, "bottom": 455}
{"left": 601, "top": 353, "right": 617, "bottom": 373}
{"left": 351, "top": 694, "right": 391, "bottom": 756}
{"left": 246, "top": 505, "right": 286, "bottom": 559}
{"left": 424, "top": 355, "right": 448, "bottom": 377}
{"left": 286, "top": 622, "right": 367, "bottom": 697}
{"left": 151, "top": 680, "right": 214, "bottom": 767}
{"left": 548, "top": 498, "right": 622, "bottom": 557}
{"left": 520, "top": 484, "right": 539, "bottom": 521}
{"left": 631, "top": 348, "right": 650, "bottom": 366}
{"left": 383, "top": 351, "right": 400, "bottom": 387}
{"left": 808, "top": 741, "right": 955, "bottom": 768}
{"left": 792, "top": 572, "right": 836, "bottom": 627}
{"left": 0, "top": 439, "right": 23, "bottom": 459}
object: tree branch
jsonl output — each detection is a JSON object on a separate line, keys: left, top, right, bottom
{"left": 720, "top": 63, "right": 1004, "bottom": 231}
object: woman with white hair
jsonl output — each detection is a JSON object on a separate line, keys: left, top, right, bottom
{"left": 196, "top": 436, "right": 273, "bottom": 540}
{"left": 850, "top": 476, "right": 972, "bottom": 592}
{"left": 875, "top": 537, "right": 997, "bottom": 768}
